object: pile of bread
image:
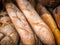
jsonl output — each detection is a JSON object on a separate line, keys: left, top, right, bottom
{"left": 0, "top": 0, "right": 60, "bottom": 45}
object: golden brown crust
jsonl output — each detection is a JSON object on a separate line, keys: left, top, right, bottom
{"left": 6, "top": 3, "right": 35, "bottom": 45}
{"left": 36, "top": 3, "right": 60, "bottom": 45}
{"left": 16, "top": 0, "right": 55, "bottom": 45}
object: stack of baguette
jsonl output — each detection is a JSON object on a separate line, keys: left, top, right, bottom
{"left": 0, "top": 0, "right": 60, "bottom": 45}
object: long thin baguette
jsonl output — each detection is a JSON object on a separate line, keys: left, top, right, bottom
{"left": 6, "top": 3, "right": 35, "bottom": 45}
{"left": 16, "top": 0, "right": 55, "bottom": 45}
{"left": 36, "top": 3, "right": 60, "bottom": 45}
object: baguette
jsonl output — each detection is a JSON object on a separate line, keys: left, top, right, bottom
{"left": 6, "top": 3, "right": 35, "bottom": 45}
{"left": 16, "top": 0, "right": 55, "bottom": 45}
{"left": 36, "top": 3, "right": 60, "bottom": 45}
